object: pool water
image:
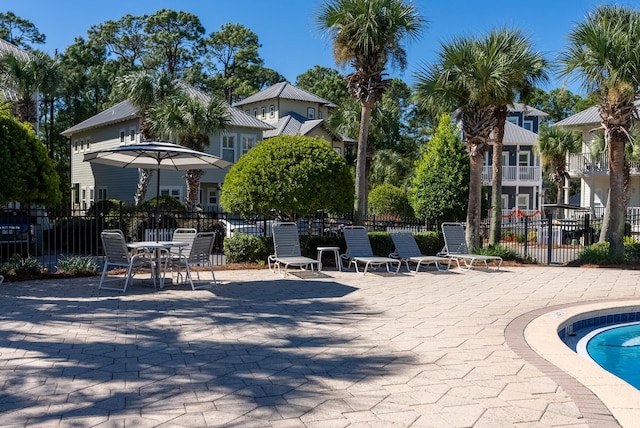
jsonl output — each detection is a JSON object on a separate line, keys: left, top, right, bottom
{"left": 577, "top": 322, "right": 640, "bottom": 390}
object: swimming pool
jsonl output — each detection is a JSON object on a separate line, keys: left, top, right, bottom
{"left": 577, "top": 321, "right": 640, "bottom": 390}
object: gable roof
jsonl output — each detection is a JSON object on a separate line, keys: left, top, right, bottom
{"left": 61, "top": 86, "right": 273, "bottom": 136}
{"left": 553, "top": 100, "right": 640, "bottom": 128}
{"left": 234, "top": 82, "right": 338, "bottom": 108}
{"left": 509, "top": 103, "right": 548, "bottom": 117}
{"left": 501, "top": 120, "right": 539, "bottom": 144}
{"left": 0, "top": 39, "right": 32, "bottom": 102}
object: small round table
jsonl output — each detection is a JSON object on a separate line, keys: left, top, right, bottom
{"left": 316, "top": 246, "right": 342, "bottom": 272}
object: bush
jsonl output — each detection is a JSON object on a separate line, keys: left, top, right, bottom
{"left": 0, "top": 254, "right": 43, "bottom": 275}
{"left": 57, "top": 255, "right": 99, "bottom": 275}
{"left": 224, "top": 233, "right": 270, "bottom": 264}
{"left": 368, "top": 184, "right": 410, "bottom": 218}
{"left": 477, "top": 244, "right": 521, "bottom": 261}
{"left": 578, "top": 242, "right": 621, "bottom": 264}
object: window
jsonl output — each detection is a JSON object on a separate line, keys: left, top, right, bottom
{"left": 119, "top": 130, "right": 126, "bottom": 143}
{"left": 501, "top": 194, "right": 509, "bottom": 210}
{"left": 97, "top": 187, "right": 108, "bottom": 201}
{"left": 517, "top": 194, "right": 529, "bottom": 210}
{"left": 80, "top": 139, "right": 84, "bottom": 152}
{"left": 73, "top": 140, "right": 78, "bottom": 153}
{"left": 507, "top": 116, "right": 519, "bottom": 126}
{"left": 241, "top": 135, "right": 256, "bottom": 156}
{"left": 334, "top": 147, "right": 341, "bottom": 155}
{"left": 307, "top": 107, "right": 315, "bottom": 119}
{"left": 222, "top": 135, "right": 236, "bottom": 163}
{"left": 208, "top": 189, "right": 218, "bottom": 205}
{"left": 160, "top": 187, "right": 182, "bottom": 200}
{"left": 518, "top": 152, "right": 530, "bottom": 166}
{"left": 86, "top": 137, "right": 90, "bottom": 152}
{"left": 318, "top": 111, "right": 323, "bottom": 119}
{"left": 269, "top": 105, "right": 275, "bottom": 118}
{"left": 261, "top": 106, "right": 266, "bottom": 118}
{"left": 81, "top": 187, "right": 87, "bottom": 210}
{"left": 129, "top": 128, "right": 136, "bottom": 141}
{"left": 501, "top": 151, "right": 509, "bottom": 166}
{"left": 523, "top": 120, "right": 534, "bottom": 131}
{"left": 253, "top": 108, "right": 258, "bottom": 117}
{"left": 89, "top": 188, "right": 95, "bottom": 206}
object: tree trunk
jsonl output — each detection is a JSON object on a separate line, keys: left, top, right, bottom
{"left": 599, "top": 189, "right": 611, "bottom": 244}
{"left": 466, "top": 154, "right": 484, "bottom": 252}
{"left": 185, "top": 169, "right": 204, "bottom": 213}
{"left": 608, "top": 136, "right": 626, "bottom": 257}
{"left": 354, "top": 102, "right": 373, "bottom": 226}
{"left": 489, "top": 106, "right": 507, "bottom": 245}
{"left": 134, "top": 168, "right": 154, "bottom": 206}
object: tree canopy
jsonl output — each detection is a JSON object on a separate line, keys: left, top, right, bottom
{"left": 220, "top": 135, "right": 354, "bottom": 219}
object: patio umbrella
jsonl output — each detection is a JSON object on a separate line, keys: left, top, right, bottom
{"left": 84, "top": 141, "right": 231, "bottom": 241}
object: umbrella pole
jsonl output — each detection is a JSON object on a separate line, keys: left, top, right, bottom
{"left": 156, "top": 168, "right": 160, "bottom": 243}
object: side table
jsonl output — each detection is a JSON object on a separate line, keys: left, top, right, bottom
{"left": 316, "top": 246, "right": 342, "bottom": 272}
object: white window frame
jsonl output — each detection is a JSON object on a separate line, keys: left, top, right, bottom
{"left": 73, "top": 139, "right": 79, "bottom": 153}
{"left": 523, "top": 119, "right": 534, "bottom": 132}
{"left": 517, "top": 194, "right": 529, "bottom": 210}
{"left": 318, "top": 110, "right": 323, "bottom": 119}
{"left": 307, "top": 107, "right": 315, "bottom": 119}
{"left": 269, "top": 105, "right": 275, "bottom": 118}
{"left": 119, "top": 129, "right": 126, "bottom": 144}
{"left": 240, "top": 134, "right": 256, "bottom": 156}
{"left": 221, "top": 134, "right": 236, "bottom": 163}
{"left": 129, "top": 127, "right": 136, "bottom": 142}
{"left": 253, "top": 108, "right": 258, "bottom": 117}
{"left": 160, "top": 187, "right": 182, "bottom": 200}
{"left": 501, "top": 194, "right": 509, "bottom": 210}
{"left": 507, "top": 116, "right": 519, "bottom": 126}
{"left": 501, "top": 151, "right": 509, "bottom": 166}
{"left": 86, "top": 136, "right": 91, "bottom": 152}
{"left": 207, "top": 189, "right": 218, "bottom": 205}
{"left": 261, "top": 106, "right": 266, "bottom": 118}
{"left": 79, "top": 138, "right": 84, "bottom": 152}
{"left": 518, "top": 151, "right": 530, "bottom": 166}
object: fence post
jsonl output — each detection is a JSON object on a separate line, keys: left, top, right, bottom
{"left": 524, "top": 216, "right": 528, "bottom": 259}
{"left": 584, "top": 213, "right": 591, "bottom": 245}
{"left": 547, "top": 212, "right": 553, "bottom": 265}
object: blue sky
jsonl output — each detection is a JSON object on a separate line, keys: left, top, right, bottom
{"left": 4, "top": 0, "right": 635, "bottom": 96}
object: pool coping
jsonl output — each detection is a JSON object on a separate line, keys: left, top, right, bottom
{"left": 506, "top": 299, "right": 640, "bottom": 428}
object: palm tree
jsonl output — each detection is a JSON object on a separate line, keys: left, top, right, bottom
{"left": 414, "top": 36, "right": 498, "bottom": 251}
{"left": 114, "top": 70, "right": 177, "bottom": 205}
{"left": 483, "top": 28, "right": 548, "bottom": 245}
{"left": 315, "top": 0, "right": 425, "bottom": 225}
{"left": 559, "top": 5, "right": 640, "bottom": 257}
{"left": 0, "top": 50, "right": 49, "bottom": 125}
{"left": 147, "top": 90, "right": 230, "bottom": 211}
{"left": 536, "top": 127, "right": 582, "bottom": 207}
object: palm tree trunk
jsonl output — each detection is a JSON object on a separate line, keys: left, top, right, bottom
{"left": 608, "top": 135, "right": 626, "bottom": 257}
{"left": 489, "top": 107, "right": 507, "bottom": 245}
{"left": 185, "top": 169, "right": 204, "bottom": 213}
{"left": 467, "top": 155, "right": 484, "bottom": 252}
{"left": 354, "top": 102, "right": 373, "bottom": 226}
{"left": 134, "top": 168, "right": 154, "bottom": 206}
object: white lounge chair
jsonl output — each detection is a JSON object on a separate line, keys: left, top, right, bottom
{"left": 439, "top": 222, "right": 503, "bottom": 271}
{"left": 269, "top": 222, "right": 319, "bottom": 277}
{"left": 342, "top": 226, "right": 401, "bottom": 274}
{"left": 389, "top": 231, "right": 450, "bottom": 272}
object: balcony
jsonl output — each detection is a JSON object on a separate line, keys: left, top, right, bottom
{"left": 567, "top": 152, "right": 640, "bottom": 176}
{"left": 482, "top": 166, "right": 541, "bottom": 184}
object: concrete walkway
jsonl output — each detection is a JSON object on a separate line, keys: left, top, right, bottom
{"left": 0, "top": 265, "right": 638, "bottom": 427}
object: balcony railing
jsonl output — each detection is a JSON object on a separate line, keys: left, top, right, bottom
{"left": 567, "top": 152, "right": 640, "bottom": 175}
{"left": 482, "top": 166, "right": 541, "bottom": 183}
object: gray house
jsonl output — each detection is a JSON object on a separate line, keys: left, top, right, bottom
{"left": 62, "top": 95, "right": 272, "bottom": 213}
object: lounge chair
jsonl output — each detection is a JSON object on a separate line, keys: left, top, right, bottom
{"left": 389, "top": 231, "right": 450, "bottom": 272}
{"left": 268, "top": 222, "right": 319, "bottom": 277}
{"left": 439, "top": 222, "right": 503, "bottom": 270}
{"left": 342, "top": 226, "right": 401, "bottom": 274}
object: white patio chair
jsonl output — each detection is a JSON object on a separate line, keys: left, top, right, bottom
{"left": 268, "top": 222, "right": 319, "bottom": 277}
{"left": 167, "top": 231, "right": 217, "bottom": 290}
{"left": 99, "top": 229, "right": 156, "bottom": 293}
{"left": 389, "top": 231, "right": 450, "bottom": 272}
{"left": 341, "top": 226, "right": 401, "bottom": 274}
{"left": 439, "top": 222, "right": 503, "bottom": 270}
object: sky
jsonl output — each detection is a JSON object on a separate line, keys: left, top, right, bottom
{"left": 4, "top": 0, "right": 638, "bottom": 96}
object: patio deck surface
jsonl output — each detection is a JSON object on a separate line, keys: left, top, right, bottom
{"left": 0, "top": 265, "right": 638, "bottom": 427}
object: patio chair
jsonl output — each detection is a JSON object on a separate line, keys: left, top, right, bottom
{"left": 439, "top": 222, "right": 503, "bottom": 271}
{"left": 166, "top": 231, "right": 217, "bottom": 290}
{"left": 170, "top": 228, "right": 197, "bottom": 258}
{"left": 268, "top": 222, "right": 319, "bottom": 277}
{"left": 341, "top": 226, "right": 401, "bottom": 274}
{"left": 99, "top": 229, "right": 156, "bottom": 293}
{"left": 389, "top": 231, "right": 450, "bottom": 272}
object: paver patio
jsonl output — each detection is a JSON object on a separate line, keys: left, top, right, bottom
{"left": 0, "top": 265, "right": 637, "bottom": 427}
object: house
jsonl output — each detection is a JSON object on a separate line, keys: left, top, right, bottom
{"left": 234, "top": 82, "right": 353, "bottom": 155}
{"left": 481, "top": 103, "right": 547, "bottom": 218}
{"left": 62, "top": 93, "right": 273, "bottom": 213}
{"left": 554, "top": 101, "right": 640, "bottom": 217}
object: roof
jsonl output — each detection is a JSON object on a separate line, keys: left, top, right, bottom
{"left": 501, "top": 121, "right": 539, "bottom": 144}
{"left": 509, "top": 103, "right": 548, "bottom": 117}
{"left": 0, "top": 39, "right": 32, "bottom": 103}
{"left": 262, "top": 112, "right": 352, "bottom": 142}
{"left": 234, "top": 82, "right": 338, "bottom": 108}
{"left": 61, "top": 85, "right": 273, "bottom": 136}
{"left": 554, "top": 100, "right": 640, "bottom": 128}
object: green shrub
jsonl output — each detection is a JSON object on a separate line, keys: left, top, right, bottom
{"left": 57, "top": 255, "right": 98, "bottom": 275}
{"left": 578, "top": 242, "right": 622, "bottom": 264}
{"left": 477, "top": 244, "right": 520, "bottom": 261}
{"left": 0, "top": 255, "right": 43, "bottom": 275}
{"left": 224, "top": 233, "right": 270, "bottom": 264}
{"left": 369, "top": 184, "right": 411, "bottom": 218}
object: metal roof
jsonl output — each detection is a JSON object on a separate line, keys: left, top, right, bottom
{"left": 500, "top": 121, "right": 539, "bottom": 144}
{"left": 509, "top": 103, "right": 548, "bottom": 117}
{"left": 554, "top": 100, "right": 640, "bottom": 128}
{"left": 62, "top": 86, "right": 273, "bottom": 136}
{"left": 234, "top": 82, "right": 338, "bottom": 108}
